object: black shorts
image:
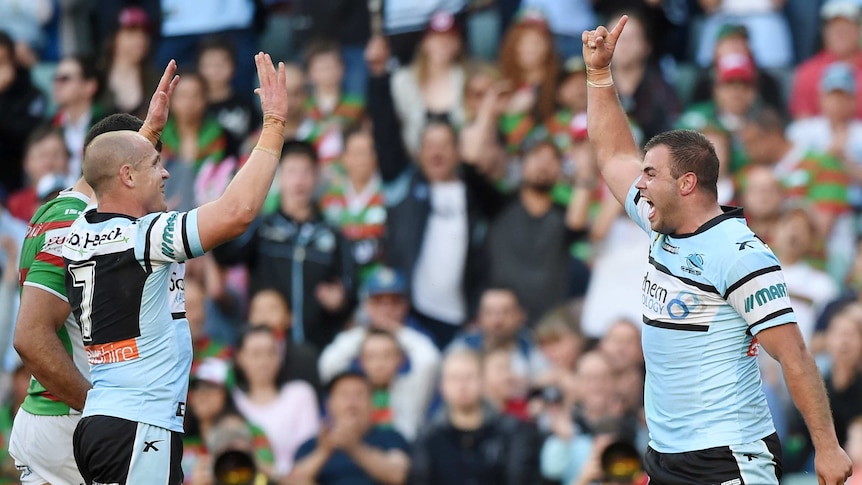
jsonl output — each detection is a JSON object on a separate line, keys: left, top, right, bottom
{"left": 645, "top": 432, "right": 783, "bottom": 485}
{"left": 73, "top": 415, "right": 183, "bottom": 485}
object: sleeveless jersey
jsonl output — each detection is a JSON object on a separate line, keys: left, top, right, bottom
{"left": 19, "top": 190, "right": 91, "bottom": 416}
{"left": 62, "top": 209, "right": 204, "bottom": 432}
{"left": 625, "top": 181, "right": 796, "bottom": 453}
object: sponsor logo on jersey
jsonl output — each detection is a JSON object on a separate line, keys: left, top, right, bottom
{"left": 85, "top": 338, "right": 140, "bottom": 365}
{"left": 642, "top": 272, "right": 669, "bottom": 314}
{"left": 161, "top": 213, "right": 178, "bottom": 259}
{"left": 681, "top": 253, "right": 704, "bottom": 275}
{"left": 743, "top": 284, "right": 787, "bottom": 313}
{"left": 66, "top": 227, "right": 128, "bottom": 250}
{"left": 667, "top": 291, "right": 701, "bottom": 319}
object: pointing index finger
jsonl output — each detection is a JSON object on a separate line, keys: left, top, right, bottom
{"left": 610, "top": 15, "right": 628, "bottom": 40}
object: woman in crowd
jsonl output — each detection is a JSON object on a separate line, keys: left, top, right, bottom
{"left": 98, "top": 6, "right": 158, "bottom": 117}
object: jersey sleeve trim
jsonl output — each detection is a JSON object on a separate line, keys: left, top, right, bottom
{"left": 748, "top": 308, "right": 795, "bottom": 335}
{"left": 183, "top": 209, "right": 204, "bottom": 258}
{"left": 22, "top": 281, "right": 68, "bottom": 302}
{"left": 143, "top": 218, "right": 155, "bottom": 273}
{"left": 723, "top": 265, "right": 782, "bottom": 299}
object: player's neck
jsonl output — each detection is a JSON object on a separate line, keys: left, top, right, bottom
{"left": 673, "top": 202, "right": 724, "bottom": 236}
{"left": 96, "top": 193, "right": 145, "bottom": 218}
{"left": 71, "top": 178, "right": 95, "bottom": 200}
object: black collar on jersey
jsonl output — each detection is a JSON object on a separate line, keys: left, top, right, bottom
{"left": 668, "top": 206, "right": 745, "bottom": 239}
{"left": 85, "top": 209, "right": 137, "bottom": 223}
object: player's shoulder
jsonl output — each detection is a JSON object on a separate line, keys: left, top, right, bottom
{"left": 30, "top": 191, "right": 89, "bottom": 224}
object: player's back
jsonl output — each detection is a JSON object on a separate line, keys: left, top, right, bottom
{"left": 62, "top": 208, "right": 205, "bottom": 432}
{"left": 19, "top": 190, "right": 91, "bottom": 416}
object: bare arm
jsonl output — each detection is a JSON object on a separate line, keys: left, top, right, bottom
{"left": 583, "top": 17, "right": 643, "bottom": 207}
{"left": 13, "top": 287, "right": 91, "bottom": 411}
{"left": 287, "top": 444, "right": 332, "bottom": 484}
{"left": 757, "top": 324, "right": 852, "bottom": 484}
{"left": 345, "top": 444, "right": 409, "bottom": 485}
{"left": 197, "top": 53, "right": 288, "bottom": 251}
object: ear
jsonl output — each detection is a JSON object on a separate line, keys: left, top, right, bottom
{"left": 678, "top": 172, "right": 697, "bottom": 196}
{"left": 119, "top": 164, "right": 135, "bottom": 188}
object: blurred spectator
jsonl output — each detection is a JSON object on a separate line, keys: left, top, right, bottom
{"left": 50, "top": 54, "right": 107, "bottom": 186}
{"left": 391, "top": 11, "right": 466, "bottom": 157}
{"left": 787, "top": 62, "right": 862, "bottom": 208}
{"left": 356, "top": 330, "right": 412, "bottom": 430}
{"left": 182, "top": 357, "right": 275, "bottom": 483}
{"left": 498, "top": 9, "right": 559, "bottom": 154}
{"left": 383, "top": 0, "right": 468, "bottom": 65}
{"left": 696, "top": 0, "right": 794, "bottom": 68}
{"left": 232, "top": 326, "right": 320, "bottom": 478}
{"left": 156, "top": 0, "right": 256, "bottom": 95}
{"left": 247, "top": 289, "right": 322, "bottom": 394}
{"left": 0, "top": 31, "right": 46, "bottom": 193}
{"left": 689, "top": 23, "right": 786, "bottom": 113}
{"left": 290, "top": 371, "right": 411, "bottom": 485}
{"left": 298, "top": 0, "right": 373, "bottom": 97}
{"left": 198, "top": 37, "right": 257, "bottom": 146}
{"left": 462, "top": 61, "right": 502, "bottom": 123}
{"left": 320, "top": 128, "right": 386, "bottom": 282}
{"left": 679, "top": 52, "right": 760, "bottom": 172}
{"left": 598, "top": 319, "right": 644, "bottom": 375}
{"left": 204, "top": 412, "right": 279, "bottom": 485}
{"left": 608, "top": 12, "right": 680, "bottom": 144}
{"left": 573, "top": 439, "right": 648, "bottom": 485}
{"left": 533, "top": 310, "right": 584, "bottom": 397}
{"left": 318, "top": 266, "right": 440, "bottom": 441}
{"left": 6, "top": 125, "right": 69, "bottom": 222}
{"left": 0, "top": 236, "right": 20, "bottom": 372}
{"left": 304, "top": 39, "right": 364, "bottom": 166}
{"left": 0, "top": 197, "right": 27, "bottom": 275}
{"left": 482, "top": 346, "right": 530, "bottom": 420}
{"left": 185, "top": 252, "right": 245, "bottom": 347}
{"left": 185, "top": 277, "right": 233, "bottom": 374}
{"left": 785, "top": 304, "right": 862, "bottom": 471}
{"left": 161, "top": 72, "right": 229, "bottom": 211}
{"left": 0, "top": 0, "right": 53, "bottom": 67}
{"left": 409, "top": 349, "right": 540, "bottom": 484}
{"left": 546, "top": 56, "right": 588, "bottom": 156}
{"left": 214, "top": 141, "right": 357, "bottom": 352}
{"left": 740, "top": 106, "right": 851, "bottom": 240}
{"left": 520, "top": 0, "right": 596, "bottom": 60}
{"left": 283, "top": 63, "right": 315, "bottom": 142}
{"left": 848, "top": 416, "right": 862, "bottom": 485}
{"left": 739, "top": 165, "right": 785, "bottom": 245}
{"left": 790, "top": 0, "right": 862, "bottom": 120}
{"left": 540, "top": 351, "right": 640, "bottom": 485}
{"left": 367, "top": 36, "right": 501, "bottom": 348}
{"left": 99, "top": 6, "right": 158, "bottom": 118}
{"left": 449, "top": 288, "right": 548, "bottom": 391}
{"left": 770, "top": 207, "right": 839, "bottom": 342}
{"left": 256, "top": 0, "right": 302, "bottom": 66}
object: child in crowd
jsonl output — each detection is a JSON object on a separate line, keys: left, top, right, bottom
{"left": 197, "top": 37, "right": 257, "bottom": 145}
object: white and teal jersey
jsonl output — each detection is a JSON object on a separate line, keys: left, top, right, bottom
{"left": 62, "top": 209, "right": 205, "bottom": 432}
{"left": 625, "top": 181, "right": 795, "bottom": 453}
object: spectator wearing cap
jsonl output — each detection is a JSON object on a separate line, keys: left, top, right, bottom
{"left": 98, "top": 6, "right": 158, "bottom": 118}
{"left": 318, "top": 266, "right": 440, "bottom": 441}
{"left": 520, "top": 0, "right": 596, "bottom": 60}
{"left": 182, "top": 357, "right": 276, "bottom": 482}
{"left": 365, "top": 36, "right": 505, "bottom": 348}
{"left": 231, "top": 326, "right": 320, "bottom": 478}
{"left": 391, "top": 10, "right": 466, "bottom": 157}
{"left": 739, "top": 107, "right": 852, "bottom": 276}
{"left": 606, "top": 12, "right": 680, "bottom": 145}
{"left": 791, "top": 0, "right": 862, "bottom": 119}
{"left": 0, "top": 31, "right": 47, "bottom": 194}
{"left": 788, "top": 62, "right": 862, "bottom": 208}
{"left": 689, "top": 23, "right": 786, "bottom": 112}
{"left": 290, "top": 371, "right": 411, "bottom": 485}
{"left": 678, "top": 52, "right": 760, "bottom": 172}
{"left": 497, "top": 8, "right": 560, "bottom": 155}
{"left": 409, "top": 349, "right": 540, "bottom": 485}
{"left": 7, "top": 125, "right": 69, "bottom": 222}
{"left": 51, "top": 54, "right": 108, "bottom": 186}
{"left": 695, "top": 0, "right": 794, "bottom": 69}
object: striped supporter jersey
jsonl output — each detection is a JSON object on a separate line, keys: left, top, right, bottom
{"left": 625, "top": 181, "right": 796, "bottom": 453}
{"left": 62, "top": 208, "right": 204, "bottom": 432}
{"left": 19, "top": 190, "right": 91, "bottom": 416}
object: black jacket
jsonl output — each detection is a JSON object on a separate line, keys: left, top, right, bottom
{"left": 367, "top": 73, "right": 508, "bottom": 320}
{"left": 0, "top": 68, "right": 46, "bottom": 192}
{"left": 409, "top": 405, "right": 541, "bottom": 485}
{"left": 213, "top": 211, "right": 357, "bottom": 352}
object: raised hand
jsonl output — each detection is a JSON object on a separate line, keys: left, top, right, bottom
{"left": 581, "top": 16, "right": 628, "bottom": 70}
{"left": 143, "top": 59, "right": 180, "bottom": 134}
{"left": 254, "top": 52, "right": 288, "bottom": 121}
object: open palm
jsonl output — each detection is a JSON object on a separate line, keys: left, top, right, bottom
{"left": 581, "top": 16, "right": 628, "bottom": 69}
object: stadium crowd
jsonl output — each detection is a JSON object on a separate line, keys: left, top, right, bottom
{"left": 0, "top": 0, "right": 862, "bottom": 484}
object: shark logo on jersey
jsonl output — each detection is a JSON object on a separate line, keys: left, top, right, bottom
{"left": 682, "top": 253, "right": 704, "bottom": 275}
